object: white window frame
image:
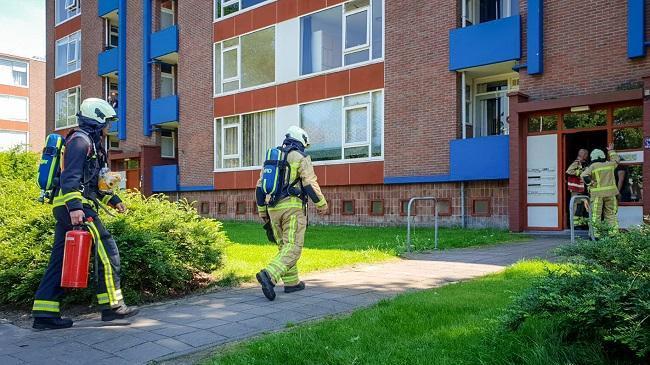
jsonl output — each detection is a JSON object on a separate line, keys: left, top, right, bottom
{"left": 342, "top": 103, "right": 371, "bottom": 147}
{"left": 55, "top": 0, "right": 81, "bottom": 26}
{"left": 0, "top": 95, "right": 29, "bottom": 122}
{"left": 213, "top": 0, "right": 275, "bottom": 21}
{"left": 160, "top": 130, "right": 176, "bottom": 158}
{"left": 160, "top": 65, "right": 176, "bottom": 97}
{"left": 161, "top": 4, "right": 176, "bottom": 30}
{"left": 221, "top": 122, "right": 242, "bottom": 167}
{"left": 65, "top": 0, "right": 78, "bottom": 11}
{"left": 220, "top": 42, "right": 241, "bottom": 92}
{"left": 55, "top": 32, "right": 81, "bottom": 78}
{"left": 471, "top": 74, "right": 515, "bottom": 137}
{"left": 108, "top": 22, "right": 119, "bottom": 48}
{"left": 343, "top": 6, "right": 371, "bottom": 60}
{"left": 55, "top": 86, "right": 80, "bottom": 130}
{"left": 463, "top": 0, "right": 512, "bottom": 27}
{"left": 0, "top": 58, "right": 29, "bottom": 87}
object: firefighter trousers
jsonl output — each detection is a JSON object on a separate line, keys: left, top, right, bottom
{"left": 32, "top": 206, "right": 123, "bottom": 317}
{"left": 265, "top": 206, "right": 306, "bottom": 286}
{"left": 591, "top": 196, "right": 619, "bottom": 237}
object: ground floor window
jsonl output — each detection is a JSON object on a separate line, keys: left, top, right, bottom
{"left": 300, "top": 90, "right": 383, "bottom": 162}
{"left": 214, "top": 110, "right": 275, "bottom": 169}
{"left": 55, "top": 86, "right": 80, "bottom": 129}
{"left": 160, "top": 129, "right": 176, "bottom": 158}
{"left": 0, "top": 131, "right": 27, "bottom": 151}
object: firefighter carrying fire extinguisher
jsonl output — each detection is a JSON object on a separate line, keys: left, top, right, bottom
{"left": 32, "top": 98, "right": 138, "bottom": 330}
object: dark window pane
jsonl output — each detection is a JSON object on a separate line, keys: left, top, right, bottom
{"left": 343, "top": 200, "right": 354, "bottom": 215}
{"left": 218, "top": 202, "right": 227, "bottom": 214}
{"left": 616, "top": 165, "right": 643, "bottom": 203}
{"left": 371, "top": 0, "right": 383, "bottom": 59}
{"left": 614, "top": 128, "right": 643, "bottom": 150}
{"left": 528, "top": 115, "right": 558, "bottom": 133}
{"left": 473, "top": 199, "right": 490, "bottom": 216}
{"left": 436, "top": 200, "right": 451, "bottom": 215}
{"left": 563, "top": 110, "right": 607, "bottom": 129}
{"left": 236, "top": 202, "right": 247, "bottom": 214}
{"left": 301, "top": 7, "right": 343, "bottom": 75}
{"left": 345, "top": 10, "right": 368, "bottom": 49}
{"left": 613, "top": 106, "right": 643, "bottom": 126}
{"left": 371, "top": 201, "right": 383, "bottom": 215}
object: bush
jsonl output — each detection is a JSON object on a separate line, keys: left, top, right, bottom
{"left": 0, "top": 150, "right": 227, "bottom": 307}
{"left": 504, "top": 227, "right": 650, "bottom": 361}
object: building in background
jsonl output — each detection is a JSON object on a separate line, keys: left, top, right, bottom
{"left": 0, "top": 53, "right": 46, "bottom": 152}
{"left": 45, "top": 0, "right": 649, "bottom": 231}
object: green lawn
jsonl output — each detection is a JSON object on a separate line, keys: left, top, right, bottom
{"left": 215, "top": 221, "right": 528, "bottom": 286}
{"left": 206, "top": 261, "right": 615, "bottom": 365}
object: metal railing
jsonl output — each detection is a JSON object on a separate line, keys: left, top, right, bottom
{"left": 406, "top": 197, "right": 438, "bottom": 253}
{"left": 569, "top": 194, "right": 594, "bottom": 243}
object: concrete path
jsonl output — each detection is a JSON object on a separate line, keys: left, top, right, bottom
{"left": 0, "top": 238, "right": 563, "bottom": 365}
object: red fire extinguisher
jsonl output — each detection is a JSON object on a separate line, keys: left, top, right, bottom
{"left": 61, "top": 218, "right": 94, "bottom": 288}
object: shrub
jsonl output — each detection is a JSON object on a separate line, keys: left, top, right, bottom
{"left": 0, "top": 150, "right": 227, "bottom": 307}
{"left": 504, "top": 227, "right": 650, "bottom": 361}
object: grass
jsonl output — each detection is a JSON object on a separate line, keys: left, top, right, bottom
{"left": 214, "top": 222, "right": 528, "bottom": 286}
{"left": 205, "top": 261, "right": 617, "bottom": 365}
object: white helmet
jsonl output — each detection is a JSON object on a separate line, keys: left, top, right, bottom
{"left": 79, "top": 98, "right": 117, "bottom": 125}
{"left": 286, "top": 126, "right": 310, "bottom": 148}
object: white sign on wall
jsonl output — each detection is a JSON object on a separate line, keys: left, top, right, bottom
{"left": 527, "top": 134, "right": 558, "bottom": 204}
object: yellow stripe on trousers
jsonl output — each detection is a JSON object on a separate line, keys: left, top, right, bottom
{"left": 267, "top": 214, "right": 297, "bottom": 281}
{"left": 88, "top": 222, "right": 118, "bottom": 306}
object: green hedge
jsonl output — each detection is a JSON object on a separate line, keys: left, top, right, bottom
{"left": 504, "top": 227, "right": 650, "bottom": 361}
{"left": 0, "top": 150, "right": 227, "bottom": 307}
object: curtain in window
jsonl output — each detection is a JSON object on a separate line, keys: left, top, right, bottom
{"left": 242, "top": 110, "right": 274, "bottom": 167}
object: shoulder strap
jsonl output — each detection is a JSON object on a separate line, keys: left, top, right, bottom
{"left": 66, "top": 130, "right": 94, "bottom": 156}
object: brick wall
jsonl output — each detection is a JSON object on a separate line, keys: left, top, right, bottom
{"left": 28, "top": 59, "right": 46, "bottom": 152}
{"left": 81, "top": 0, "right": 104, "bottom": 107}
{"left": 384, "top": 0, "right": 460, "bottom": 178}
{"left": 177, "top": 0, "right": 215, "bottom": 187}
{"left": 519, "top": 0, "right": 650, "bottom": 101}
{"left": 180, "top": 180, "right": 509, "bottom": 228}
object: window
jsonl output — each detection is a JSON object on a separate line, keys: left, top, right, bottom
{"left": 613, "top": 106, "right": 643, "bottom": 126}
{"left": 400, "top": 200, "right": 415, "bottom": 216}
{"left": 106, "top": 135, "right": 120, "bottom": 150}
{"left": 464, "top": 0, "right": 512, "bottom": 26}
{"left": 161, "top": 129, "right": 176, "bottom": 158}
{"left": 160, "top": 64, "right": 175, "bottom": 97}
{"left": 617, "top": 165, "right": 643, "bottom": 203}
{"left": 108, "top": 23, "right": 119, "bottom": 48}
{"left": 236, "top": 202, "right": 247, "bottom": 215}
{"left": 301, "top": 90, "right": 383, "bottom": 162}
{"left": 217, "top": 202, "right": 227, "bottom": 215}
{"left": 200, "top": 202, "right": 210, "bottom": 215}
{"left": 301, "top": 0, "right": 383, "bottom": 75}
{"left": 370, "top": 200, "right": 384, "bottom": 216}
{"left": 214, "top": 27, "right": 275, "bottom": 94}
{"left": 471, "top": 198, "right": 491, "bottom": 217}
{"left": 56, "top": 32, "right": 81, "bottom": 77}
{"left": 473, "top": 79, "right": 509, "bottom": 136}
{"left": 214, "top": 0, "right": 269, "bottom": 20}
{"left": 614, "top": 128, "right": 643, "bottom": 150}
{"left": 563, "top": 110, "right": 607, "bottom": 129}
{"left": 0, "top": 59, "right": 28, "bottom": 87}
{"left": 436, "top": 200, "right": 452, "bottom": 217}
{"left": 215, "top": 110, "right": 275, "bottom": 169}
{"left": 56, "top": 0, "right": 80, "bottom": 25}
{"left": 527, "top": 115, "right": 558, "bottom": 133}
{"left": 0, "top": 131, "right": 28, "bottom": 152}
{"left": 55, "top": 86, "right": 80, "bottom": 129}
{"left": 0, "top": 95, "right": 28, "bottom": 121}
{"left": 342, "top": 200, "right": 355, "bottom": 215}
{"left": 161, "top": 1, "right": 175, "bottom": 30}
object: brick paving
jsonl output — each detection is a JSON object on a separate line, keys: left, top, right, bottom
{"left": 0, "top": 238, "right": 563, "bottom": 364}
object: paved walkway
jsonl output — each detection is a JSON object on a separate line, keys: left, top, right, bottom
{"left": 0, "top": 238, "right": 563, "bottom": 365}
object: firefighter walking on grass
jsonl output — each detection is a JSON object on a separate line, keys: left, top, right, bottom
{"left": 32, "top": 98, "right": 138, "bottom": 330}
{"left": 581, "top": 143, "right": 621, "bottom": 237}
{"left": 255, "top": 126, "right": 328, "bottom": 301}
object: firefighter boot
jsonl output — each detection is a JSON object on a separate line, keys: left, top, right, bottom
{"left": 101, "top": 304, "right": 139, "bottom": 322}
{"left": 284, "top": 281, "right": 305, "bottom": 294}
{"left": 256, "top": 269, "right": 276, "bottom": 301}
{"left": 32, "top": 317, "right": 73, "bottom": 330}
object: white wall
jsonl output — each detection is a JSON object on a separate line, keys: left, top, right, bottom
{"left": 275, "top": 18, "right": 300, "bottom": 84}
{"left": 275, "top": 105, "right": 299, "bottom": 145}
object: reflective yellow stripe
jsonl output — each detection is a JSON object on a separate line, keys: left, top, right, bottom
{"left": 289, "top": 162, "right": 300, "bottom": 182}
{"left": 52, "top": 190, "right": 93, "bottom": 207}
{"left": 257, "top": 205, "right": 267, "bottom": 212}
{"left": 591, "top": 185, "right": 618, "bottom": 192}
{"left": 101, "top": 195, "right": 112, "bottom": 205}
{"left": 268, "top": 197, "right": 303, "bottom": 211}
{"left": 315, "top": 199, "right": 327, "bottom": 208}
{"left": 33, "top": 300, "right": 60, "bottom": 312}
{"left": 97, "top": 293, "right": 110, "bottom": 305}
{"left": 594, "top": 166, "right": 615, "bottom": 174}
{"left": 88, "top": 222, "right": 120, "bottom": 306}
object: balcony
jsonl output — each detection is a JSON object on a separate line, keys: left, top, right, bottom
{"left": 150, "top": 95, "right": 179, "bottom": 127}
{"left": 152, "top": 164, "right": 178, "bottom": 192}
{"left": 97, "top": 47, "right": 118, "bottom": 76}
{"left": 150, "top": 25, "right": 179, "bottom": 64}
{"left": 449, "top": 15, "right": 521, "bottom": 71}
{"left": 98, "top": 0, "right": 118, "bottom": 20}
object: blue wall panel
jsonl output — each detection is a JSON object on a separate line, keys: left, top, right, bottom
{"left": 97, "top": 47, "right": 118, "bottom": 76}
{"left": 150, "top": 25, "right": 179, "bottom": 60}
{"left": 152, "top": 165, "right": 178, "bottom": 192}
{"left": 143, "top": 0, "right": 152, "bottom": 136}
{"left": 98, "top": 0, "right": 119, "bottom": 17}
{"left": 449, "top": 15, "right": 521, "bottom": 70}
{"left": 527, "top": 0, "right": 543, "bottom": 74}
{"left": 118, "top": 0, "right": 127, "bottom": 140}
{"left": 150, "top": 95, "right": 179, "bottom": 126}
{"left": 628, "top": 0, "right": 646, "bottom": 58}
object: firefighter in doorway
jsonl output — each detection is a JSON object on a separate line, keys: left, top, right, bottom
{"left": 581, "top": 143, "right": 621, "bottom": 237}
{"left": 32, "top": 98, "right": 139, "bottom": 330}
{"left": 566, "top": 149, "right": 590, "bottom": 227}
{"left": 255, "top": 126, "right": 328, "bottom": 301}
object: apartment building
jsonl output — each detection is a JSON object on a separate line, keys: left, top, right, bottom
{"left": 46, "top": 0, "right": 649, "bottom": 231}
{"left": 0, "top": 54, "right": 45, "bottom": 152}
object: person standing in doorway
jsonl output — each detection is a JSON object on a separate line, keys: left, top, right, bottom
{"left": 566, "top": 149, "right": 590, "bottom": 227}
{"left": 581, "top": 143, "right": 621, "bottom": 237}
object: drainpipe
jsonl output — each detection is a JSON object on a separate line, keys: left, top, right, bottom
{"left": 118, "top": 0, "right": 127, "bottom": 140}
{"left": 143, "top": 0, "right": 152, "bottom": 137}
{"left": 460, "top": 71, "right": 467, "bottom": 228}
